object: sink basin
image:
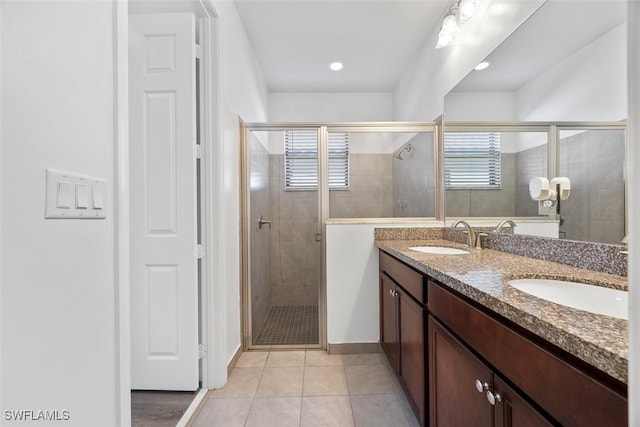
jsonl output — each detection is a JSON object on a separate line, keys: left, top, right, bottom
{"left": 409, "top": 246, "right": 470, "bottom": 255}
{"left": 508, "top": 279, "right": 627, "bottom": 320}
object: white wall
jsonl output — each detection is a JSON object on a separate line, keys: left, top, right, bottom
{"left": 627, "top": 1, "right": 638, "bottom": 423}
{"left": 1, "top": 2, "right": 117, "bottom": 426}
{"left": 516, "top": 23, "right": 627, "bottom": 121}
{"left": 269, "top": 92, "right": 392, "bottom": 123}
{"left": 444, "top": 92, "right": 517, "bottom": 122}
{"left": 326, "top": 220, "right": 557, "bottom": 345}
{"left": 210, "top": 0, "right": 269, "bottom": 385}
{"left": 393, "top": 0, "right": 545, "bottom": 121}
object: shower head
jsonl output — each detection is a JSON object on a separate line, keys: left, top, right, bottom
{"left": 393, "top": 143, "right": 412, "bottom": 160}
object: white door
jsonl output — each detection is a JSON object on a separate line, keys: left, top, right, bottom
{"left": 129, "top": 13, "right": 199, "bottom": 391}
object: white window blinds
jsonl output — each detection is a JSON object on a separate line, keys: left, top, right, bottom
{"left": 444, "top": 132, "right": 501, "bottom": 189}
{"left": 284, "top": 130, "right": 349, "bottom": 190}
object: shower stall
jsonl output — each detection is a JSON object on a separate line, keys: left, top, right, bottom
{"left": 241, "top": 123, "right": 439, "bottom": 350}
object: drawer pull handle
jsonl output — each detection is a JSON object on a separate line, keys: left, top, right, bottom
{"left": 486, "top": 390, "right": 502, "bottom": 405}
{"left": 475, "top": 380, "right": 489, "bottom": 393}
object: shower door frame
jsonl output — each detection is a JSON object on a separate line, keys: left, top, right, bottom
{"left": 241, "top": 123, "right": 328, "bottom": 351}
{"left": 240, "top": 122, "right": 441, "bottom": 351}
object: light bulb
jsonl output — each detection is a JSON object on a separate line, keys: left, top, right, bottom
{"left": 458, "top": 0, "right": 479, "bottom": 23}
{"left": 328, "top": 61, "right": 343, "bottom": 71}
{"left": 436, "top": 13, "right": 459, "bottom": 49}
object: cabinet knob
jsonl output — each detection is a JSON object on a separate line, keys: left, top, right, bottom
{"left": 475, "top": 379, "right": 489, "bottom": 393}
{"left": 389, "top": 289, "right": 398, "bottom": 297}
{"left": 486, "top": 390, "right": 502, "bottom": 405}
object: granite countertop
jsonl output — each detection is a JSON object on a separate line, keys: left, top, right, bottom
{"left": 375, "top": 238, "right": 628, "bottom": 384}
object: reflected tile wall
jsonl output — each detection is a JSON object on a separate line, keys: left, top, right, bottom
{"left": 558, "top": 130, "right": 625, "bottom": 244}
{"left": 445, "top": 153, "right": 517, "bottom": 217}
{"left": 515, "top": 144, "right": 548, "bottom": 217}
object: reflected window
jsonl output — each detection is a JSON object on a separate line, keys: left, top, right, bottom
{"left": 444, "top": 132, "right": 501, "bottom": 189}
{"left": 284, "top": 130, "right": 349, "bottom": 190}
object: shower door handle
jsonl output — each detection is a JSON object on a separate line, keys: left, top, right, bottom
{"left": 258, "top": 215, "right": 271, "bottom": 230}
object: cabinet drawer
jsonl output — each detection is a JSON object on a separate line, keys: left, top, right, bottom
{"left": 380, "top": 251, "right": 426, "bottom": 304}
{"left": 428, "top": 280, "right": 627, "bottom": 427}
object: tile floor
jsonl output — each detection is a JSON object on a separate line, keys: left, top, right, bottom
{"left": 187, "top": 350, "right": 420, "bottom": 427}
{"left": 254, "top": 306, "right": 319, "bottom": 345}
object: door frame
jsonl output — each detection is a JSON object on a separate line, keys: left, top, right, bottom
{"left": 114, "top": 1, "right": 221, "bottom": 424}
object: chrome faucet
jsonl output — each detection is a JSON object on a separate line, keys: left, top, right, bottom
{"left": 495, "top": 219, "right": 517, "bottom": 233}
{"left": 451, "top": 220, "right": 476, "bottom": 248}
{"left": 620, "top": 235, "right": 628, "bottom": 256}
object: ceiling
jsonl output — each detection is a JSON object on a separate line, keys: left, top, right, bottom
{"left": 234, "top": 0, "right": 449, "bottom": 92}
{"left": 452, "top": 0, "right": 628, "bottom": 92}
{"left": 234, "top": 0, "right": 628, "bottom": 94}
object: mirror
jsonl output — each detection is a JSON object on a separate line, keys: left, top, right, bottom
{"left": 444, "top": 0, "right": 627, "bottom": 244}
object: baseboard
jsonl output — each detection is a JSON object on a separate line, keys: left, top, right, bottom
{"left": 227, "top": 345, "right": 243, "bottom": 377}
{"left": 327, "top": 342, "right": 382, "bottom": 355}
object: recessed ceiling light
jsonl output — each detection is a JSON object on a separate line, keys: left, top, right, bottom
{"left": 328, "top": 61, "right": 343, "bottom": 71}
{"left": 474, "top": 61, "right": 491, "bottom": 71}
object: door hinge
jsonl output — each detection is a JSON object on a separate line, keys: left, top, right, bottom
{"left": 195, "top": 144, "right": 202, "bottom": 159}
{"left": 197, "top": 244, "right": 206, "bottom": 259}
{"left": 315, "top": 233, "right": 322, "bottom": 242}
{"left": 193, "top": 43, "right": 201, "bottom": 59}
{"left": 198, "top": 344, "right": 207, "bottom": 360}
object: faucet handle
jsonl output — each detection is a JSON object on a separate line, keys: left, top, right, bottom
{"left": 475, "top": 232, "right": 488, "bottom": 249}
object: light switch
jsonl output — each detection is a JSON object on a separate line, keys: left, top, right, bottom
{"left": 75, "top": 184, "right": 90, "bottom": 209}
{"left": 56, "top": 180, "right": 73, "bottom": 208}
{"left": 92, "top": 186, "right": 104, "bottom": 209}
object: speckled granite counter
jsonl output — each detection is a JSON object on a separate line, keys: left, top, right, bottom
{"left": 375, "top": 238, "right": 628, "bottom": 384}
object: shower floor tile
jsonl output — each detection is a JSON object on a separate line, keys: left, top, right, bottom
{"left": 254, "top": 305, "right": 319, "bottom": 346}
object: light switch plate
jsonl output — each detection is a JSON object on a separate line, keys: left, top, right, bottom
{"left": 45, "top": 169, "right": 107, "bottom": 219}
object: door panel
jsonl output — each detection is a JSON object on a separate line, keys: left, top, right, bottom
{"left": 380, "top": 273, "right": 398, "bottom": 372}
{"left": 130, "top": 12, "right": 199, "bottom": 391}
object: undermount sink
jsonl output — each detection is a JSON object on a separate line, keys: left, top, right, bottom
{"left": 508, "top": 279, "right": 627, "bottom": 320}
{"left": 409, "top": 246, "right": 470, "bottom": 255}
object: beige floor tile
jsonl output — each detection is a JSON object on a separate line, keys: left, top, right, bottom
{"left": 345, "top": 364, "right": 395, "bottom": 395}
{"left": 300, "top": 395, "right": 354, "bottom": 426}
{"left": 303, "top": 366, "right": 349, "bottom": 396}
{"left": 305, "top": 350, "right": 344, "bottom": 367}
{"left": 397, "top": 391, "right": 421, "bottom": 427}
{"left": 190, "top": 398, "right": 251, "bottom": 427}
{"left": 266, "top": 350, "right": 306, "bottom": 367}
{"left": 350, "top": 394, "right": 409, "bottom": 427}
{"left": 245, "top": 396, "right": 302, "bottom": 427}
{"left": 209, "top": 367, "right": 263, "bottom": 398}
{"left": 342, "top": 353, "right": 386, "bottom": 366}
{"left": 236, "top": 351, "right": 269, "bottom": 368}
{"left": 256, "top": 367, "right": 304, "bottom": 397}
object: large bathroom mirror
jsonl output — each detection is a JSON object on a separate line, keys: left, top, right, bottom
{"left": 443, "top": 0, "right": 627, "bottom": 244}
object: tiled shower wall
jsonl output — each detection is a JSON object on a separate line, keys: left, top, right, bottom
{"left": 250, "top": 136, "right": 272, "bottom": 335}
{"left": 269, "top": 155, "right": 319, "bottom": 307}
{"left": 558, "top": 129, "right": 625, "bottom": 244}
{"left": 393, "top": 133, "right": 436, "bottom": 217}
{"left": 329, "top": 154, "right": 394, "bottom": 218}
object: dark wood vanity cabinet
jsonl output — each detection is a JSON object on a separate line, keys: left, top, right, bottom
{"left": 379, "top": 251, "right": 427, "bottom": 426}
{"left": 428, "top": 280, "right": 627, "bottom": 427}
{"left": 429, "top": 316, "right": 553, "bottom": 427}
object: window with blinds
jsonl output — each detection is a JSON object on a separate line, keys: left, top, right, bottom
{"left": 284, "top": 130, "right": 349, "bottom": 190}
{"left": 444, "top": 132, "right": 501, "bottom": 189}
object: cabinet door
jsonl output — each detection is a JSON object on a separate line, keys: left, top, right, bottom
{"left": 429, "top": 316, "right": 493, "bottom": 427}
{"left": 398, "top": 287, "right": 426, "bottom": 426}
{"left": 493, "top": 376, "right": 554, "bottom": 427}
{"left": 380, "top": 273, "right": 398, "bottom": 372}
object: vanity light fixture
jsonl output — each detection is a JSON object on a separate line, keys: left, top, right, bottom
{"left": 436, "top": 11, "right": 459, "bottom": 49}
{"left": 436, "top": 0, "right": 481, "bottom": 49}
{"left": 474, "top": 60, "right": 491, "bottom": 71}
{"left": 328, "top": 60, "right": 343, "bottom": 71}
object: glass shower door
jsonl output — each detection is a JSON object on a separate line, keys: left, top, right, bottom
{"left": 243, "top": 127, "right": 322, "bottom": 349}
